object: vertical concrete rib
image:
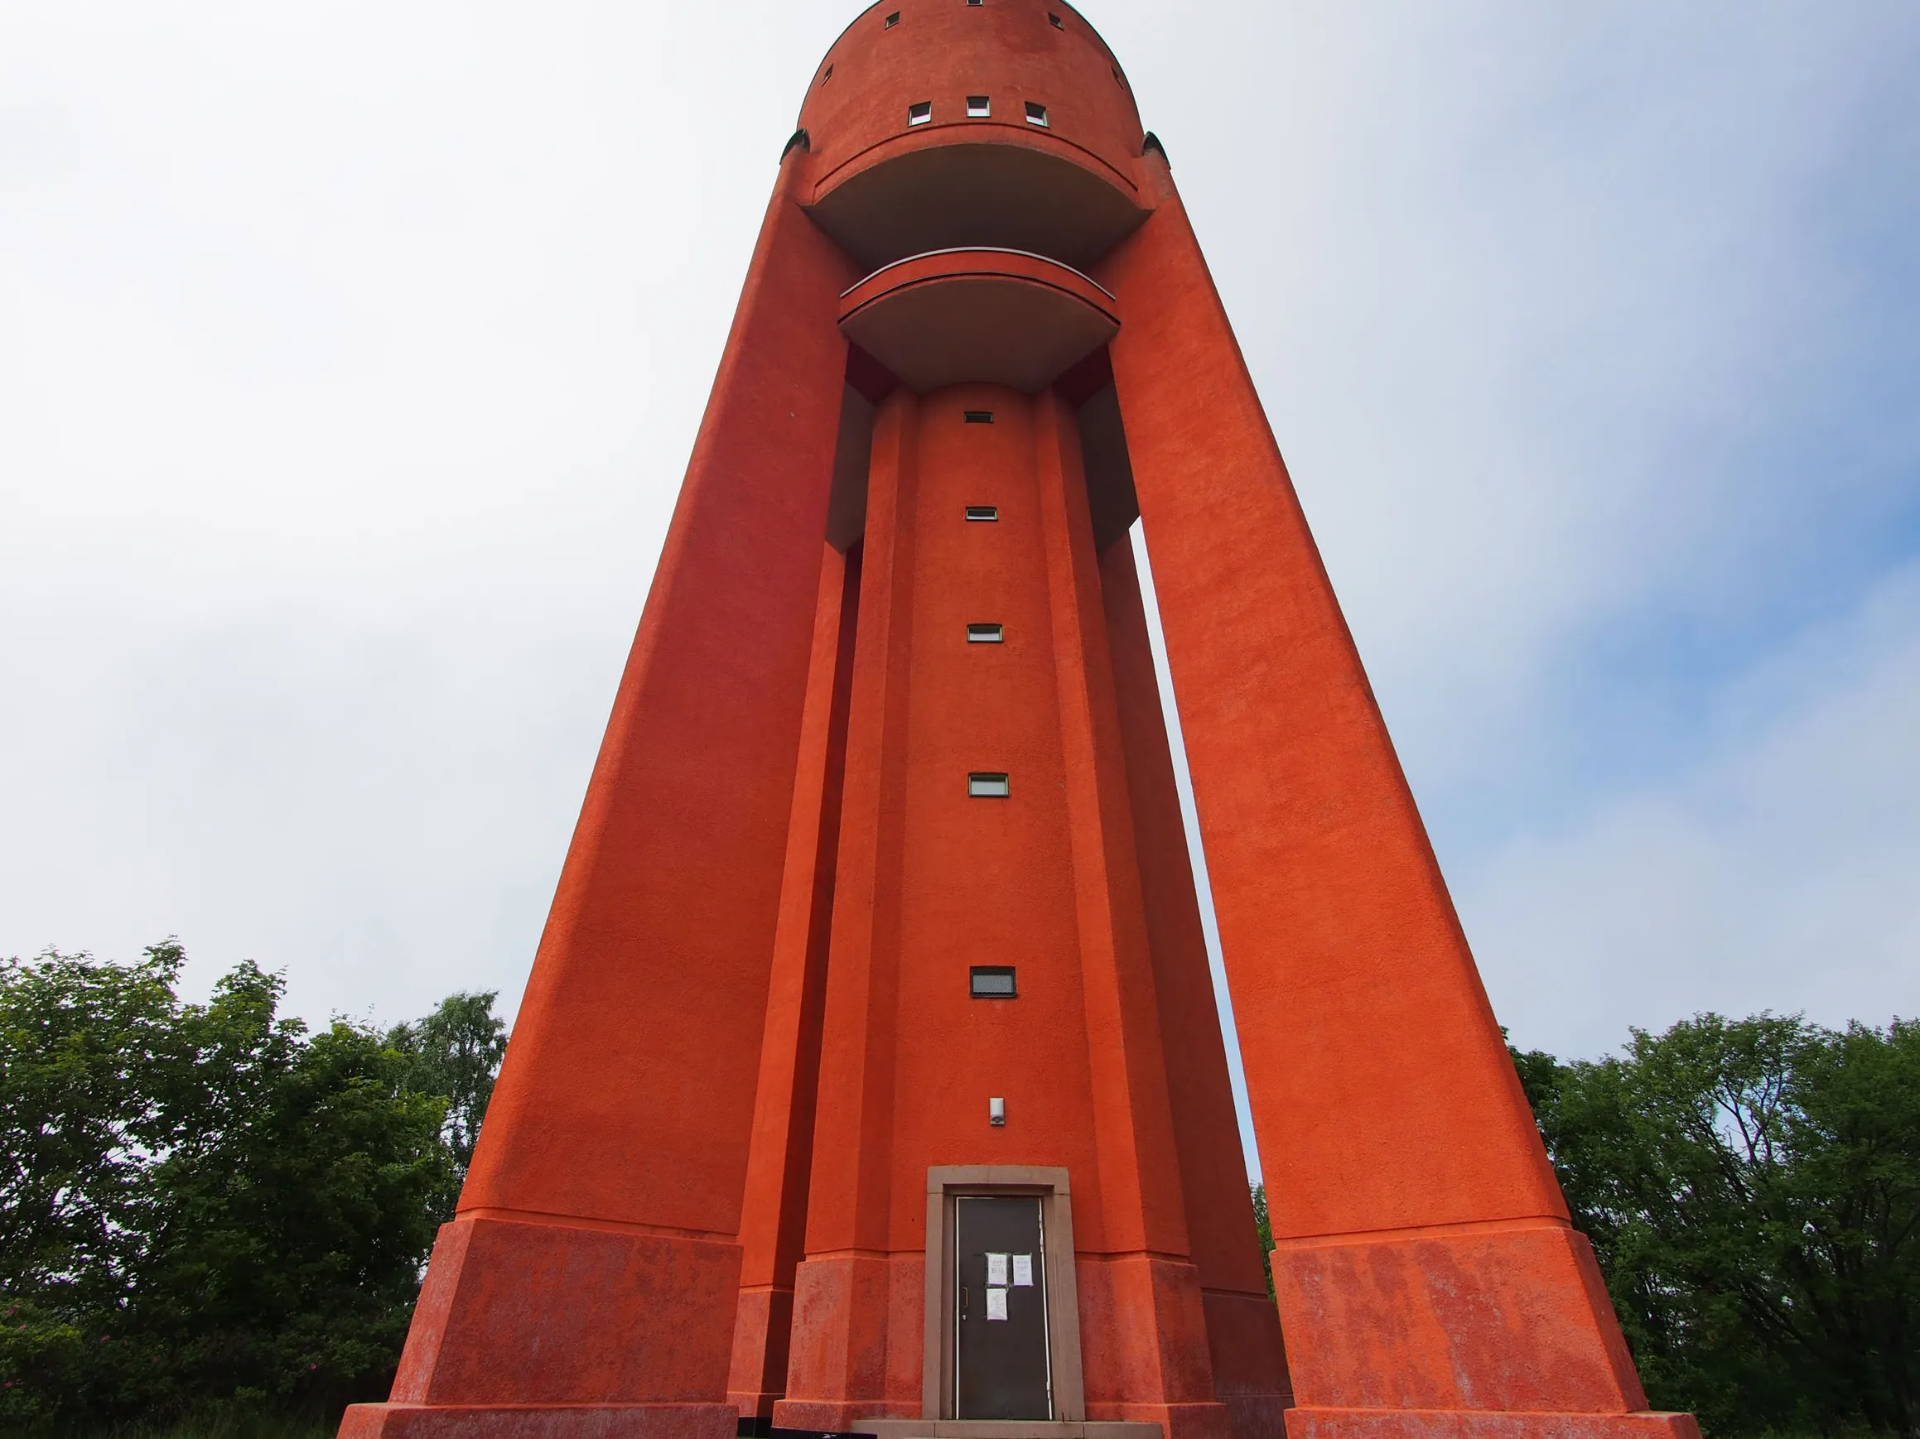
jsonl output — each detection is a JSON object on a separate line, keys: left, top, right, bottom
{"left": 1036, "top": 391, "right": 1231, "bottom": 1439}
{"left": 779, "top": 392, "right": 922, "bottom": 1432}
{"left": 730, "top": 538, "right": 864, "bottom": 1420}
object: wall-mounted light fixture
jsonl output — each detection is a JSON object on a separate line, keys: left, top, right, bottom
{"left": 989, "top": 1097, "right": 1006, "bottom": 1127}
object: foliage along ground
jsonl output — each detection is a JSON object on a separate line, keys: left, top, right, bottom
{"left": 4, "top": 943, "right": 1916, "bottom": 1436}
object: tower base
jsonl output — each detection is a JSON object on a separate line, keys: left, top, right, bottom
{"left": 1284, "top": 1411, "right": 1701, "bottom": 1439}
{"left": 339, "top": 1403, "right": 741, "bottom": 1439}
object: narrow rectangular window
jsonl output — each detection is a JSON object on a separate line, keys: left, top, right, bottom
{"left": 964, "top": 505, "right": 998, "bottom": 521}
{"left": 821, "top": 64, "right": 833, "bottom": 84}
{"left": 970, "top": 966, "right": 1017, "bottom": 998}
{"left": 967, "top": 95, "right": 991, "bottom": 118}
{"left": 967, "top": 623, "right": 1004, "bottom": 643}
{"left": 884, "top": 10, "right": 900, "bottom": 26}
{"left": 968, "top": 772, "right": 1010, "bottom": 798}
{"left": 908, "top": 101, "right": 932, "bottom": 126}
{"left": 1025, "top": 101, "right": 1049, "bottom": 127}
{"left": 963, "top": 409, "right": 994, "bottom": 423}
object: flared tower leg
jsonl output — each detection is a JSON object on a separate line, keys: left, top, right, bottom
{"left": 342, "top": 152, "right": 860, "bottom": 1439}
{"left": 1096, "top": 160, "right": 1697, "bottom": 1439}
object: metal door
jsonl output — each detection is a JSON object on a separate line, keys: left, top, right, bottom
{"left": 954, "top": 1195, "right": 1051, "bottom": 1419}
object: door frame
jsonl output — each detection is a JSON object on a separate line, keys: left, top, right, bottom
{"left": 923, "top": 1166, "right": 1086, "bottom": 1422}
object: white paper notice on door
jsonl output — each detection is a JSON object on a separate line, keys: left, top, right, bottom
{"left": 986, "top": 1252, "right": 1009, "bottom": 1286}
{"left": 986, "top": 1287, "right": 1009, "bottom": 1321}
{"left": 1011, "top": 1253, "right": 1034, "bottom": 1287}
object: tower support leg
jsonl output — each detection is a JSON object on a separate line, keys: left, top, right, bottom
{"left": 1098, "top": 161, "right": 1697, "bottom": 1439}
{"left": 342, "top": 149, "right": 860, "bottom": 1439}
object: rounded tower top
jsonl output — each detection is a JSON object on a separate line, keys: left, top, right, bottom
{"left": 794, "top": 0, "right": 1153, "bottom": 272}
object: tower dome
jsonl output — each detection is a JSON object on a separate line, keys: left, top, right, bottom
{"left": 796, "top": 0, "right": 1150, "bottom": 269}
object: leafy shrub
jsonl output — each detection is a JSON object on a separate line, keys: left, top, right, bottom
{"left": 1516, "top": 1015, "right": 1920, "bottom": 1437}
{"left": 0, "top": 945, "right": 493, "bottom": 1432}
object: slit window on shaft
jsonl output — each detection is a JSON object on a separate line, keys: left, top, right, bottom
{"left": 970, "top": 967, "right": 1017, "bottom": 998}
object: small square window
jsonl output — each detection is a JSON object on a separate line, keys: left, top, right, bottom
{"left": 967, "top": 95, "right": 991, "bottom": 118}
{"left": 963, "top": 409, "right": 994, "bottom": 422}
{"left": 968, "top": 772, "right": 1010, "bottom": 798}
{"left": 964, "top": 505, "right": 998, "bottom": 521}
{"left": 970, "top": 966, "right": 1017, "bottom": 998}
{"left": 1025, "top": 101, "right": 1049, "bottom": 127}
{"left": 822, "top": 65, "right": 833, "bottom": 84}
{"left": 1048, "top": 12, "right": 1063, "bottom": 26}
{"left": 967, "top": 623, "right": 1004, "bottom": 643}
{"left": 967, "top": 0, "right": 984, "bottom": 6}
{"left": 908, "top": 101, "right": 932, "bottom": 126}
{"left": 884, "top": 10, "right": 900, "bottom": 27}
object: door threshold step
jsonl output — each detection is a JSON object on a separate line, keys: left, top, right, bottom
{"left": 854, "top": 1422, "right": 1162, "bottom": 1439}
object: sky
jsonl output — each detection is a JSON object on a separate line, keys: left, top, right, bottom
{"left": 3, "top": 1, "right": 1916, "bottom": 1149}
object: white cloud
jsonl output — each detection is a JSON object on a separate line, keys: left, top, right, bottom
{"left": 1463, "top": 560, "right": 1920, "bottom": 1058}
{"left": 0, "top": 0, "right": 1914, "bottom": 1082}
{"left": 1137, "top": 0, "right": 1920, "bottom": 796}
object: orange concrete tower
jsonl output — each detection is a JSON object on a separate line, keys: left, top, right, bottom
{"left": 342, "top": 7, "right": 1698, "bottom": 1439}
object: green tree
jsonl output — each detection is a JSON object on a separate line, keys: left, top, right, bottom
{"left": 1518, "top": 1014, "right": 1920, "bottom": 1438}
{"left": 1250, "top": 1183, "right": 1274, "bottom": 1301}
{"left": 137, "top": 987, "right": 457, "bottom": 1417}
{"left": 386, "top": 991, "right": 507, "bottom": 1188}
{"left": 0, "top": 945, "right": 463, "bottom": 1431}
{"left": 0, "top": 943, "right": 190, "bottom": 1326}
